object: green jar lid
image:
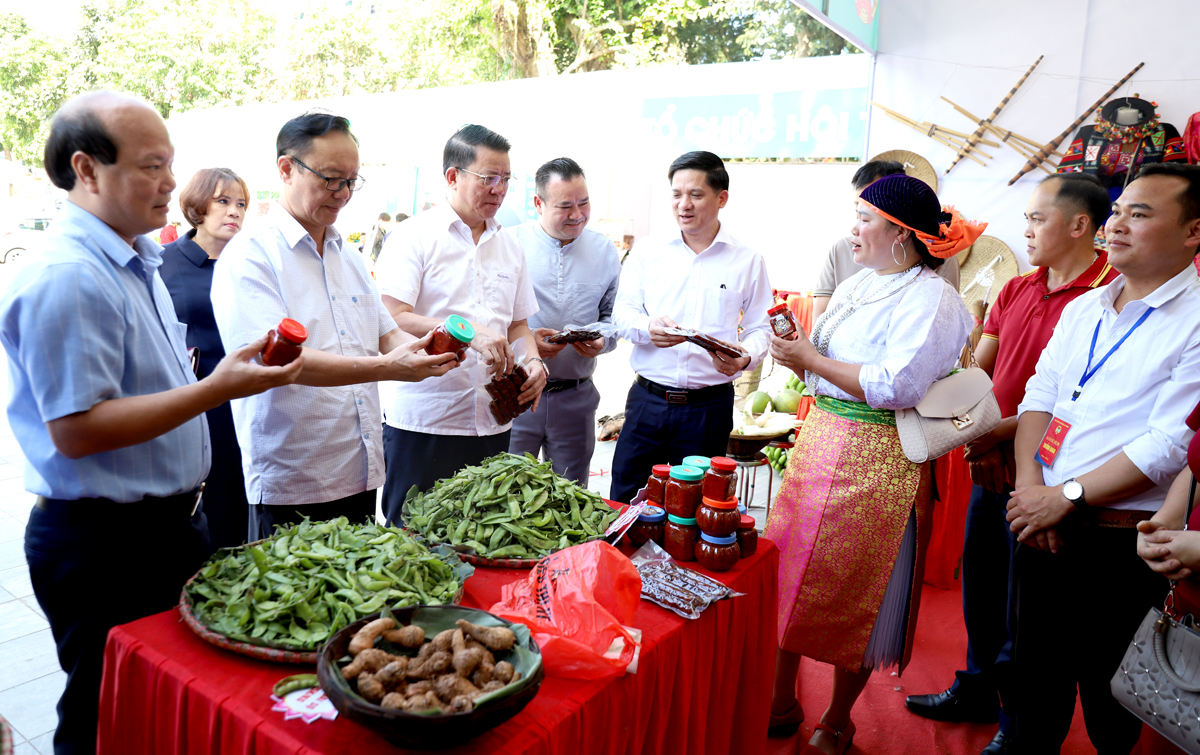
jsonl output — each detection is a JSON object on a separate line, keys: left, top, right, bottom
{"left": 669, "top": 465, "right": 704, "bottom": 482}
{"left": 667, "top": 514, "right": 698, "bottom": 526}
{"left": 681, "top": 455, "right": 711, "bottom": 470}
{"left": 445, "top": 314, "right": 475, "bottom": 343}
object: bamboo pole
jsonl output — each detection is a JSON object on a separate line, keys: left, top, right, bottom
{"left": 946, "top": 56, "right": 1043, "bottom": 174}
{"left": 871, "top": 102, "right": 989, "bottom": 165}
{"left": 1008, "top": 62, "right": 1145, "bottom": 185}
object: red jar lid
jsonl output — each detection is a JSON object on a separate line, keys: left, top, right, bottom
{"left": 768, "top": 303, "right": 789, "bottom": 315}
{"left": 277, "top": 318, "right": 308, "bottom": 344}
{"left": 710, "top": 456, "right": 738, "bottom": 472}
{"left": 651, "top": 464, "right": 672, "bottom": 478}
{"left": 702, "top": 496, "right": 739, "bottom": 510}
{"left": 740, "top": 515, "right": 756, "bottom": 528}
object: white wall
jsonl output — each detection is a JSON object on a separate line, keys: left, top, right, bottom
{"left": 869, "top": 0, "right": 1200, "bottom": 270}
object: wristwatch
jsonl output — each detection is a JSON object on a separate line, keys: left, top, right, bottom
{"left": 1062, "top": 478, "right": 1086, "bottom": 509}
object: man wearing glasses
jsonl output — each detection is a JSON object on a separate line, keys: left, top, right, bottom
{"left": 375, "top": 124, "right": 546, "bottom": 525}
{"left": 211, "top": 111, "right": 457, "bottom": 540}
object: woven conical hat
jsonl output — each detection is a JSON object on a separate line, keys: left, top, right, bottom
{"left": 958, "top": 235, "right": 1019, "bottom": 315}
{"left": 868, "top": 149, "right": 938, "bottom": 194}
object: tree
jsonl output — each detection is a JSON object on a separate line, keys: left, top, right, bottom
{"left": 0, "top": 14, "right": 71, "bottom": 163}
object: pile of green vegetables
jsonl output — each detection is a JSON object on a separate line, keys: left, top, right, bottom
{"left": 186, "top": 517, "right": 471, "bottom": 650}
{"left": 404, "top": 452, "right": 620, "bottom": 559}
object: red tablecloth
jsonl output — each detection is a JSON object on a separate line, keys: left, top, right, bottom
{"left": 97, "top": 541, "right": 778, "bottom": 755}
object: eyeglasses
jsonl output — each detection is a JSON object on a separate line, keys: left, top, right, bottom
{"left": 457, "top": 168, "right": 511, "bottom": 188}
{"left": 288, "top": 156, "right": 366, "bottom": 192}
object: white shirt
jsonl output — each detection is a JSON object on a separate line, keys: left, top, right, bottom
{"left": 1018, "top": 265, "right": 1200, "bottom": 511}
{"left": 612, "top": 224, "right": 773, "bottom": 389}
{"left": 374, "top": 204, "right": 539, "bottom": 436}
{"left": 210, "top": 204, "right": 398, "bottom": 506}
{"left": 814, "top": 266, "right": 972, "bottom": 409}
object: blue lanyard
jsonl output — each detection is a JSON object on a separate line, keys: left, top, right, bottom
{"left": 1072, "top": 307, "right": 1154, "bottom": 401}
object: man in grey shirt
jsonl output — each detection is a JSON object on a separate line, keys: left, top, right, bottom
{"left": 505, "top": 158, "right": 622, "bottom": 485}
{"left": 812, "top": 161, "right": 961, "bottom": 319}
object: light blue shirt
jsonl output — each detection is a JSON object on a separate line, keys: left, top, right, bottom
{"left": 210, "top": 204, "right": 397, "bottom": 506}
{"left": 0, "top": 201, "right": 210, "bottom": 502}
{"left": 503, "top": 221, "right": 622, "bottom": 382}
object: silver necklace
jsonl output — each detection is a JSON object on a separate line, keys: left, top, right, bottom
{"left": 806, "top": 264, "right": 925, "bottom": 394}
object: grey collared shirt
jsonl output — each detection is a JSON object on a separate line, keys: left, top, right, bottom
{"left": 503, "top": 221, "right": 622, "bottom": 381}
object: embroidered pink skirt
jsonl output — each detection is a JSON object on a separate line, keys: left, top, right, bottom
{"left": 764, "top": 403, "right": 933, "bottom": 673}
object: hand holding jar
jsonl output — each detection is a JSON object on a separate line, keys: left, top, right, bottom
{"left": 208, "top": 335, "right": 305, "bottom": 401}
{"left": 382, "top": 330, "right": 459, "bottom": 382}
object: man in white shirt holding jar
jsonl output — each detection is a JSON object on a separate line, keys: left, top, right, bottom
{"left": 609, "top": 151, "right": 773, "bottom": 503}
{"left": 1005, "top": 163, "right": 1200, "bottom": 753}
{"left": 375, "top": 124, "right": 546, "bottom": 525}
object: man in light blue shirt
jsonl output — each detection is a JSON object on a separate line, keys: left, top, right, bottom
{"left": 0, "top": 91, "right": 302, "bottom": 755}
{"left": 504, "top": 158, "right": 622, "bottom": 485}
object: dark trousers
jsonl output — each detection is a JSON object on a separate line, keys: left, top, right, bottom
{"left": 201, "top": 401, "right": 249, "bottom": 553}
{"left": 952, "top": 483, "right": 1018, "bottom": 735}
{"left": 24, "top": 495, "right": 209, "bottom": 755}
{"left": 608, "top": 380, "right": 734, "bottom": 504}
{"left": 247, "top": 489, "right": 377, "bottom": 542}
{"left": 381, "top": 426, "right": 511, "bottom": 526}
{"left": 1012, "top": 524, "right": 1168, "bottom": 754}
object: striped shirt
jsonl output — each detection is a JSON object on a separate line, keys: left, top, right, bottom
{"left": 0, "top": 201, "right": 209, "bottom": 502}
{"left": 210, "top": 204, "right": 397, "bottom": 506}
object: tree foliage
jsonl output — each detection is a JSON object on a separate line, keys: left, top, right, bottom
{"left": 0, "top": 0, "right": 855, "bottom": 164}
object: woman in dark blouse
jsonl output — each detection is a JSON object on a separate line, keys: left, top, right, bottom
{"left": 160, "top": 168, "right": 251, "bottom": 551}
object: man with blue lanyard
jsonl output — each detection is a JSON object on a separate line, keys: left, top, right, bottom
{"left": 0, "top": 92, "right": 302, "bottom": 755}
{"left": 1005, "top": 163, "right": 1200, "bottom": 753}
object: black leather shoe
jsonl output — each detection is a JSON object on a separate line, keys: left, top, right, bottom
{"left": 980, "top": 729, "right": 1014, "bottom": 755}
{"left": 903, "top": 687, "right": 999, "bottom": 723}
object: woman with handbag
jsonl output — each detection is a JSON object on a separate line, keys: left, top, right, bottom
{"left": 765, "top": 174, "right": 979, "bottom": 755}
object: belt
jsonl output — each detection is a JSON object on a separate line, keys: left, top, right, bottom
{"left": 36, "top": 487, "right": 204, "bottom": 518}
{"left": 543, "top": 377, "right": 590, "bottom": 394}
{"left": 635, "top": 375, "right": 734, "bottom": 405}
{"left": 1079, "top": 508, "right": 1155, "bottom": 529}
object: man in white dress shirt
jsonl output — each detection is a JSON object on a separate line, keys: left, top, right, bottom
{"left": 505, "top": 157, "right": 622, "bottom": 485}
{"left": 609, "top": 151, "right": 773, "bottom": 503}
{"left": 1005, "top": 163, "right": 1200, "bottom": 753}
{"left": 375, "top": 125, "right": 547, "bottom": 525}
{"left": 211, "top": 112, "right": 456, "bottom": 540}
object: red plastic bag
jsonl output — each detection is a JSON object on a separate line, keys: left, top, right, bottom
{"left": 490, "top": 541, "right": 642, "bottom": 681}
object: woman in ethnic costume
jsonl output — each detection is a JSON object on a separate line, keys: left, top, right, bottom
{"left": 765, "top": 174, "right": 980, "bottom": 754}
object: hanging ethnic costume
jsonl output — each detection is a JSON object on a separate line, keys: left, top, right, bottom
{"left": 765, "top": 175, "right": 980, "bottom": 673}
{"left": 1057, "top": 97, "right": 1186, "bottom": 194}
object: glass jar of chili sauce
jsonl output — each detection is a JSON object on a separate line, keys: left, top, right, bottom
{"left": 663, "top": 466, "right": 704, "bottom": 518}
{"left": 427, "top": 314, "right": 475, "bottom": 361}
{"left": 664, "top": 514, "right": 700, "bottom": 562}
{"left": 703, "top": 457, "right": 738, "bottom": 501}
{"left": 627, "top": 505, "right": 666, "bottom": 548}
{"left": 695, "top": 532, "right": 740, "bottom": 571}
{"left": 736, "top": 515, "right": 758, "bottom": 558}
{"left": 696, "top": 496, "right": 740, "bottom": 537}
{"left": 645, "top": 464, "right": 672, "bottom": 506}
{"left": 261, "top": 318, "right": 308, "bottom": 367}
{"left": 768, "top": 303, "right": 798, "bottom": 339}
{"left": 682, "top": 455, "right": 711, "bottom": 472}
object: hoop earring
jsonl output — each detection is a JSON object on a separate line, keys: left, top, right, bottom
{"left": 891, "top": 238, "right": 905, "bottom": 266}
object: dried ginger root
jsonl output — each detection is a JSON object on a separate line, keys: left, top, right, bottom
{"left": 430, "top": 628, "right": 456, "bottom": 652}
{"left": 404, "top": 690, "right": 442, "bottom": 712}
{"left": 342, "top": 648, "right": 396, "bottom": 679}
{"left": 375, "top": 659, "right": 409, "bottom": 689}
{"left": 382, "top": 624, "right": 425, "bottom": 648}
{"left": 492, "top": 660, "right": 516, "bottom": 684}
{"left": 449, "top": 695, "right": 474, "bottom": 713}
{"left": 455, "top": 619, "right": 516, "bottom": 651}
{"left": 357, "top": 670, "right": 387, "bottom": 703}
{"left": 380, "top": 692, "right": 406, "bottom": 709}
{"left": 480, "top": 680, "right": 505, "bottom": 693}
{"left": 472, "top": 662, "right": 495, "bottom": 687}
{"left": 349, "top": 617, "right": 396, "bottom": 656}
{"left": 434, "top": 673, "right": 481, "bottom": 702}
{"left": 405, "top": 680, "right": 433, "bottom": 696}
{"left": 464, "top": 638, "right": 496, "bottom": 665}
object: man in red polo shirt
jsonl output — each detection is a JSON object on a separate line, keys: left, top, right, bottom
{"left": 904, "top": 172, "right": 1118, "bottom": 755}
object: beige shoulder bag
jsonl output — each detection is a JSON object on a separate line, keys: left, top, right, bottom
{"left": 895, "top": 354, "right": 1000, "bottom": 463}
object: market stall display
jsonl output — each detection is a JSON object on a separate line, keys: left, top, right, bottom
{"left": 181, "top": 517, "right": 471, "bottom": 662}
{"left": 98, "top": 537, "right": 779, "bottom": 755}
{"left": 317, "top": 606, "right": 543, "bottom": 749}
{"left": 404, "top": 452, "right": 621, "bottom": 565}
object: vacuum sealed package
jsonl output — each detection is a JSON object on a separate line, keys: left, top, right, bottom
{"left": 543, "top": 321, "right": 618, "bottom": 345}
{"left": 475, "top": 339, "right": 535, "bottom": 429}
{"left": 629, "top": 540, "right": 744, "bottom": 620}
{"left": 662, "top": 326, "right": 748, "bottom": 359}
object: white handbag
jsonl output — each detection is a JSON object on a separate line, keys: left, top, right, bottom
{"left": 895, "top": 365, "right": 1001, "bottom": 464}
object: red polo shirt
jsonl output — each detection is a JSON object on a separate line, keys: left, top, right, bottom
{"left": 981, "top": 251, "right": 1120, "bottom": 417}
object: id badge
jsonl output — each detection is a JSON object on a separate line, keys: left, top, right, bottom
{"left": 1034, "top": 409, "right": 1074, "bottom": 469}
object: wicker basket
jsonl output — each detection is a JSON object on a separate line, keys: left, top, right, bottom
{"left": 317, "top": 606, "right": 544, "bottom": 750}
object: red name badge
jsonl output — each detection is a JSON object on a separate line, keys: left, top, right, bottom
{"left": 1035, "top": 416, "right": 1072, "bottom": 468}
